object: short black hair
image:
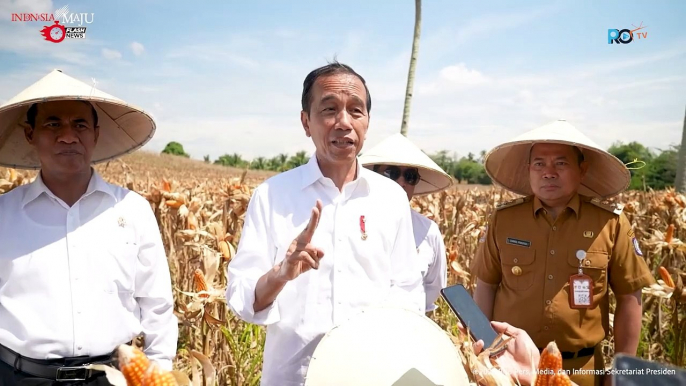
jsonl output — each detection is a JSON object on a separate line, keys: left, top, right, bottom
{"left": 301, "top": 60, "right": 372, "bottom": 115}
{"left": 528, "top": 144, "right": 585, "bottom": 165}
{"left": 26, "top": 101, "right": 99, "bottom": 129}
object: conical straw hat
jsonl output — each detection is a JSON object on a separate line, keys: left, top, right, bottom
{"left": 484, "top": 119, "right": 630, "bottom": 198}
{"left": 359, "top": 133, "right": 454, "bottom": 196}
{"left": 0, "top": 69, "right": 156, "bottom": 169}
{"left": 305, "top": 306, "right": 471, "bottom": 385}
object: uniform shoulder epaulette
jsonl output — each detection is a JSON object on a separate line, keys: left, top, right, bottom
{"left": 588, "top": 197, "right": 624, "bottom": 215}
{"left": 495, "top": 197, "right": 527, "bottom": 211}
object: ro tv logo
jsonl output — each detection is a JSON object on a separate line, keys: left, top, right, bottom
{"left": 608, "top": 22, "right": 647, "bottom": 44}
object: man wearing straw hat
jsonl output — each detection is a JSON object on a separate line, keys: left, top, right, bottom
{"left": 0, "top": 70, "right": 178, "bottom": 384}
{"left": 226, "top": 61, "right": 425, "bottom": 386}
{"left": 359, "top": 133, "right": 454, "bottom": 312}
{"left": 471, "top": 119, "right": 655, "bottom": 386}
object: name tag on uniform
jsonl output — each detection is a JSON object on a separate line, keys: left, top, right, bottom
{"left": 506, "top": 237, "right": 531, "bottom": 248}
{"left": 569, "top": 275, "right": 593, "bottom": 308}
{"left": 569, "top": 250, "right": 593, "bottom": 309}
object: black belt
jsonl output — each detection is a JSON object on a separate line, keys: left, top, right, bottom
{"left": 538, "top": 345, "right": 596, "bottom": 360}
{"left": 0, "top": 342, "right": 129, "bottom": 382}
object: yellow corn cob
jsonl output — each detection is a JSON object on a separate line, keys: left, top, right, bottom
{"left": 534, "top": 341, "right": 563, "bottom": 386}
{"left": 142, "top": 362, "right": 178, "bottom": 386}
{"left": 548, "top": 371, "right": 572, "bottom": 386}
{"left": 187, "top": 211, "right": 198, "bottom": 230}
{"left": 118, "top": 344, "right": 150, "bottom": 386}
{"left": 218, "top": 240, "right": 232, "bottom": 260}
{"left": 165, "top": 200, "right": 183, "bottom": 208}
{"left": 659, "top": 266, "right": 675, "bottom": 288}
{"left": 193, "top": 269, "right": 209, "bottom": 298}
{"left": 665, "top": 224, "right": 675, "bottom": 244}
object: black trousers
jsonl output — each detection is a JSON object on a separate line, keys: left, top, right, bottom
{"left": 0, "top": 356, "right": 113, "bottom": 386}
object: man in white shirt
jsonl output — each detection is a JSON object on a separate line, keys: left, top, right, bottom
{"left": 0, "top": 70, "right": 177, "bottom": 385}
{"left": 226, "top": 61, "right": 425, "bottom": 386}
{"left": 359, "top": 133, "right": 454, "bottom": 312}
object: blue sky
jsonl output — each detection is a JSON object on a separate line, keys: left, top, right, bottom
{"left": 1, "top": 0, "right": 684, "bottom": 162}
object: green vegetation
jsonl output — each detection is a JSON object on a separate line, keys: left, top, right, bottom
{"left": 164, "top": 140, "right": 678, "bottom": 189}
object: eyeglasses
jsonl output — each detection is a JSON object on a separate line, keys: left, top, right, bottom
{"left": 381, "top": 166, "right": 421, "bottom": 186}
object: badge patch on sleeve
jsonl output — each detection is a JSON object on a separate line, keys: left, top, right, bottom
{"left": 506, "top": 237, "right": 531, "bottom": 248}
{"left": 479, "top": 226, "right": 487, "bottom": 243}
{"left": 632, "top": 237, "right": 643, "bottom": 256}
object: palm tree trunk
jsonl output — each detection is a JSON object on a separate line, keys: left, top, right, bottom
{"left": 676, "top": 105, "right": 686, "bottom": 193}
{"left": 400, "top": 0, "right": 421, "bottom": 137}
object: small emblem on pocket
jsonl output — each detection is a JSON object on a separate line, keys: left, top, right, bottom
{"left": 583, "top": 231, "right": 594, "bottom": 238}
{"left": 632, "top": 237, "right": 643, "bottom": 256}
{"left": 359, "top": 215, "right": 367, "bottom": 240}
{"left": 511, "top": 266, "right": 522, "bottom": 276}
{"left": 506, "top": 237, "right": 531, "bottom": 248}
{"left": 118, "top": 217, "right": 126, "bottom": 228}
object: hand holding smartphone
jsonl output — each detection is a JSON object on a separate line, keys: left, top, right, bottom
{"left": 440, "top": 284, "right": 506, "bottom": 355}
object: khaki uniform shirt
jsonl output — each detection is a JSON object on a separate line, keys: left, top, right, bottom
{"left": 471, "top": 193, "right": 655, "bottom": 352}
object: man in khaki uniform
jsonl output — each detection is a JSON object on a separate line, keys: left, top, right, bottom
{"left": 471, "top": 120, "right": 655, "bottom": 386}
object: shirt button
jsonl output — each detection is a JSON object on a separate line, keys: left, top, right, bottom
{"left": 550, "top": 250, "right": 555, "bottom": 255}
{"left": 546, "top": 300, "right": 552, "bottom": 305}
{"left": 544, "top": 326, "right": 549, "bottom": 331}
{"left": 513, "top": 258, "right": 519, "bottom": 263}
{"left": 548, "top": 275, "right": 553, "bottom": 280}
{"left": 552, "top": 226, "right": 557, "bottom": 231}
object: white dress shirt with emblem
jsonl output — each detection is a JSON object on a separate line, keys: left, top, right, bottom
{"left": 0, "top": 170, "right": 178, "bottom": 370}
{"left": 226, "top": 155, "right": 425, "bottom": 386}
{"left": 410, "top": 210, "right": 448, "bottom": 312}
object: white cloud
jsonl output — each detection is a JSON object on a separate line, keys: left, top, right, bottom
{"left": 130, "top": 41, "right": 145, "bottom": 56}
{"left": 101, "top": 48, "right": 122, "bottom": 60}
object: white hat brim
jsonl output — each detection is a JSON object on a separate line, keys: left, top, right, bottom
{"left": 484, "top": 120, "right": 631, "bottom": 198}
{"left": 0, "top": 69, "right": 156, "bottom": 170}
{"left": 359, "top": 133, "right": 454, "bottom": 195}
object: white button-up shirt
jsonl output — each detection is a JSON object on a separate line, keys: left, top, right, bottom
{"left": 411, "top": 210, "right": 448, "bottom": 312}
{"left": 0, "top": 170, "right": 178, "bottom": 370}
{"left": 226, "top": 155, "right": 425, "bottom": 386}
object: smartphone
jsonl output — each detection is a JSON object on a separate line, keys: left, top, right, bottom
{"left": 440, "top": 284, "right": 499, "bottom": 350}
{"left": 611, "top": 354, "right": 686, "bottom": 386}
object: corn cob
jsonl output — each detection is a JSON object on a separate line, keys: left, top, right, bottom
{"left": 141, "top": 362, "right": 178, "bottom": 386}
{"left": 548, "top": 371, "right": 572, "bottom": 386}
{"left": 165, "top": 200, "right": 183, "bottom": 209}
{"left": 534, "top": 341, "right": 563, "bottom": 386}
{"left": 118, "top": 344, "right": 150, "bottom": 386}
{"left": 665, "top": 224, "right": 675, "bottom": 244}
{"left": 193, "top": 269, "right": 210, "bottom": 298}
{"left": 659, "top": 266, "right": 675, "bottom": 288}
{"left": 187, "top": 211, "right": 198, "bottom": 230}
{"left": 218, "top": 240, "right": 233, "bottom": 260}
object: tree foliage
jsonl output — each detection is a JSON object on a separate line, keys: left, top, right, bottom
{"left": 161, "top": 141, "right": 190, "bottom": 158}
{"left": 167, "top": 140, "right": 677, "bottom": 191}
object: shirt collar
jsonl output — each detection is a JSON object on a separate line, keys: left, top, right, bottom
{"left": 300, "top": 154, "right": 370, "bottom": 194}
{"left": 22, "top": 168, "right": 116, "bottom": 208}
{"left": 532, "top": 193, "right": 580, "bottom": 219}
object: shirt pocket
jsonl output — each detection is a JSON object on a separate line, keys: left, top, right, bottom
{"left": 501, "top": 248, "right": 536, "bottom": 291}
{"left": 566, "top": 250, "right": 609, "bottom": 304}
{"left": 100, "top": 231, "right": 138, "bottom": 294}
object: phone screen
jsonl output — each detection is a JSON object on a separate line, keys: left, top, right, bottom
{"left": 440, "top": 284, "right": 499, "bottom": 349}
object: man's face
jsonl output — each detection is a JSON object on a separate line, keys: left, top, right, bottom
{"left": 25, "top": 100, "right": 99, "bottom": 175}
{"left": 374, "top": 165, "right": 419, "bottom": 201}
{"left": 528, "top": 143, "right": 588, "bottom": 203}
{"left": 300, "top": 73, "right": 369, "bottom": 167}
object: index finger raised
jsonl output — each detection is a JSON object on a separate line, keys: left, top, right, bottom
{"left": 299, "top": 199, "right": 322, "bottom": 242}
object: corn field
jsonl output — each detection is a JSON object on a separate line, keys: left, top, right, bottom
{"left": 1, "top": 151, "right": 684, "bottom": 385}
